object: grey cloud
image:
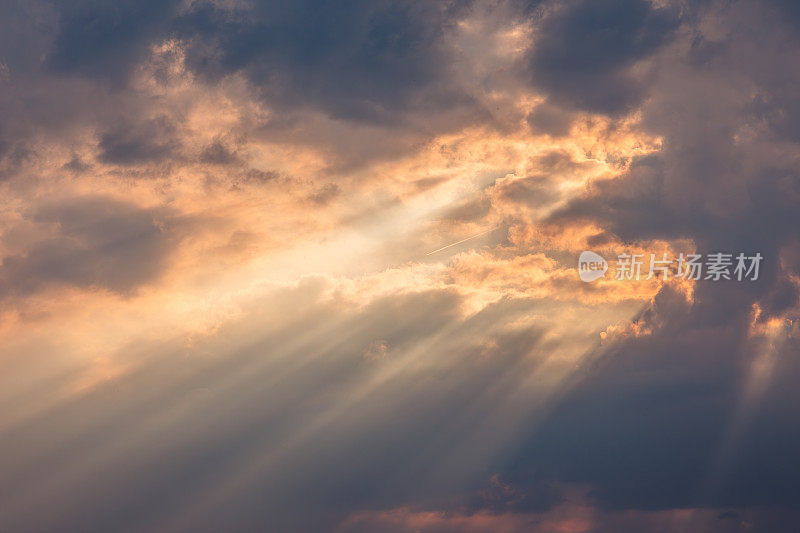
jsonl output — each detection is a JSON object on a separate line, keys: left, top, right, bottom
{"left": 97, "top": 116, "right": 180, "bottom": 165}
{"left": 498, "top": 281, "right": 800, "bottom": 521}
{"left": 0, "top": 196, "right": 181, "bottom": 299}
{"left": 527, "top": 0, "right": 680, "bottom": 115}
{"left": 61, "top": 156, "right": 92, "bottom": 173}
{"left": 498, "top": 175, "right": 560, "bottom": 207}
{"left": 173, "top": 0, "right": 475, "bottom": 124}
{"left": 0, "top": 141, "right": 33, "bottom": 180}
{"left": 0, "top": 0, "right": 497, "bottom": 178}
{"left": 307, "top": 183, "right": 342, "bottom": 206}
{"left": 526, "top": 101, "right": 575, "bottom": 136}
{"left": 199, "top": 140, "right": 241, "bottom": 166}
{"left": 38, "top": 0, "right": 480, "bottom": 124}
{"left": 497, "top": 0, "right": 800, "bottom": 519}
{"left": 46, "top": 0, "right": 182, "bottom": 84}
{"left": 36, "top": 0, "right": 491, "bottom": 129}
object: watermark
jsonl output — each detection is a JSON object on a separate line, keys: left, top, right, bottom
{"left": 578, "top": 250, "right": 609, "bottom": 282}
{"left": 578, "top": 251, "right": 762, "bottom": 283}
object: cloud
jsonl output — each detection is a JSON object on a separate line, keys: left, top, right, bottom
{"left": 482, "top": 1, "right": 800, "bottom": 518}
{"left": 174, "top": 0, "right": 475, "bottom": 123}
{"left": 527, "top": 0, "right": 679, "bottom": 115}
{"left": 199, "top": 140, "right": 241, "bottom": 166}
{"left": 97, "top": 116, "right": 180, "bottom": 165}
{"left": 0, "top": 196, "right": 182, "bottom": 299}
{"left": 2, "top": 0, "right": 800, "bottom": 531}
{"left": 46, "top": 0, "right": 182, "bottom": 84}
{"left": 307, "top": 183, "right": 342, "bottom": 206}
{"left": 526, "top": 101, "right": 576, "bottom": 136}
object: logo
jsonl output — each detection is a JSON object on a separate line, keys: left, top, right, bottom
{"left": 578, "top": 251, "right": 608, "bottom": 282}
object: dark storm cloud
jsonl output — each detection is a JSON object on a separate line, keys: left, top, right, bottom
{"left": 550, "top": 128, "right": 800, "bottom": 271}
{"left": 0, "top": 196, "right": 181, "bottom": 299}
{"left": 767, "top": 0, "right": 800, "bottom": 29}
{"left": 505, "top": 286, "right": 749, "bottom": 506}
{"left": 41, "top": 0, "right": 476, "bottom": 123}
{"left": 173, "top": 0, "right": 474, "bottom": 123}
{"left": 0, "top": 1, "right": 55, "bottom": 77}
{"left": 547, "top": 154, "right": 690, "bottom": 241}
{"left": 4, "top": 0, "right": 497, "bottom": 175}
{"left": 497, "top": 284, "right": 800, "bottom": 525}
{"left": 494, "top": 0, "right": 800, "bottom": 519}
{"left": 46, "top": 0, "right": 182, "bottom": 84}
{"left": 527, "top": 0, "right": 679, "bottom": 114}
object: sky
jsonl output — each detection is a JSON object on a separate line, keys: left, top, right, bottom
{"left": 1, "top": 0, "right": 799, "bottom": 531}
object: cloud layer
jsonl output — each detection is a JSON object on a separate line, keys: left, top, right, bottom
{"left": 1, "top": 0, "right": 800, "bottom": 531}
